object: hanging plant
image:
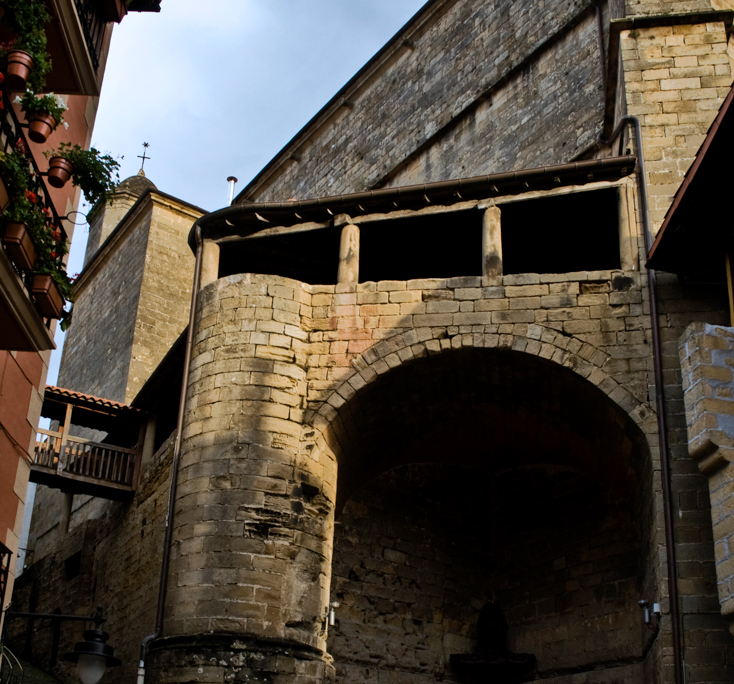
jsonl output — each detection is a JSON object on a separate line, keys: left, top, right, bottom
{"left": 45, "top": 143, "right": 121, "bottom": 206}
{"left": 15, "top": 90, "right": 67, "bottom": 143}
{"left": 0, "top": 139, "right": 73, "bottom": 325}
{"left": 0, "top": 0, "right": 52, "bottom": 92}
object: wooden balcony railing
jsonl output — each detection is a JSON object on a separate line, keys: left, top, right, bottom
{"left": 34, "top": 428, "right": 138, "bottom": 487}
{"left": 30, "top": 387, "right": 147, "bottom": 500}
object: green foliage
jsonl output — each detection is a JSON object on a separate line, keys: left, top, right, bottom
{"left": 46, "top": 143, "right": 121, "bottom": 206}
{"left": 0, "top": 0, "right": 52, "bottom": 92}
{"left": 0, "top": 140, "right": 31, "bottom": 198}
{"left": 16, "top": 90, "right": 66, "bottom": 127}
{"left": 0, "top": 139, "right": 74, "bottom": 326}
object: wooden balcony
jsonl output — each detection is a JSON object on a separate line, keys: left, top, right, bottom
{"left": 30, "top": 386, "right": 147, "bottom": 500}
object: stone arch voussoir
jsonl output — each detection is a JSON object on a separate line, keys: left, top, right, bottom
{"left": 308, "top": 324, "right": 658, "bottom": 460}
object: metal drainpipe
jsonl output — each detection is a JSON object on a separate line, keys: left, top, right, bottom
{"left": 599, "top": 117, "right": 683, "bottom": 684}
{"left": 137, "top": 223, "right": 205, "bottom": 684}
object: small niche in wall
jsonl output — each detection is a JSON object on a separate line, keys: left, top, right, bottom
{"left": 500, "top": 188, "right": 621, "bottom": 275}
{"left": 359, "top": 209, "right": 483, "bottom": 283}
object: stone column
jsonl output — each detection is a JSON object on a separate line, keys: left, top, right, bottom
{"left": 482, "top": 205, "right": 502, "bottom": 284}
{"left": 337, "top": 224, "right": 359, "bottom": 285}
{"left": 147, "top": 274, "right": 336, "bottom": 684}
{"left": 199, "top": 239, "right": 220, "bottom": 288}
{"left": 679, "top": 322, "right": 734, "bottom": 639}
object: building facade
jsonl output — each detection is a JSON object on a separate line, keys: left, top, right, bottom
{"left": 0, "top": 0, "right": 161, "bottom": 638}
{"left": 11, "top": 1, "right": 734, "bottom": 683}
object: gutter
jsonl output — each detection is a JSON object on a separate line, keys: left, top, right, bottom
{"left": 599, "top": 117, "right": 683, "bottom": 684}
{"left": 138, "top": 223, "right": 204, "bottom": 684}
{"left": 191, "top": 156, "right": 636, "bottom": 249}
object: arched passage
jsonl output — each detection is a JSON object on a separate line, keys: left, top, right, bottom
{"left": 315, "top": 346, "right": 656, "bottom": 683}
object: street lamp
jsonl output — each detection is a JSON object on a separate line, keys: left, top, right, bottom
{"left": 62, "top": 626, "right": 122, "bottom": 684}
{"left": 3, "top": 605, "right": 121, "bottom": 684}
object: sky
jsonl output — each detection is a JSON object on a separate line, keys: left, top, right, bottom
{"left": 46, "top": 0, "right": 428, "bottom": 383}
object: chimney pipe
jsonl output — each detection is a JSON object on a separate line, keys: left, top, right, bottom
{"left": 227, "top": 176, "right": 238, "bottom": 206}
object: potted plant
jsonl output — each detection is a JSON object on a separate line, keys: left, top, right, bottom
{"left": 31, "top": 269, "right": 64, "bottom": 319}
{"left": 45, "top": 143, "right": 120, "bottom": 205}
{"left": 16, "top": 90, "right": 67, "bottom": 143}
{"left": 1, "top": 189, "right": 45, "bottom": 270}
{"left": 0, "top": 142, "right": 40, "bottom": 270}
{"left": 0, "top": 0, "right": 52, "bottom": 92}
{"left": 29, "top": 206, "right": 71, "bottom": 324}
{"left": 31, "top": 265, "right": 73, "bottom": 324}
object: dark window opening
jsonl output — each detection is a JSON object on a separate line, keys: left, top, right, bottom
{"left": 501, "top": 189, "right": 621, "bottom": 275}
{"left": 218, "top": 227, "right": 342, "bottom": 285}
{"left": 359, "top": 210, "right": 482, "bottom": 283}
{"left": 64, "top": 551, "right": 82, "bottom": 580}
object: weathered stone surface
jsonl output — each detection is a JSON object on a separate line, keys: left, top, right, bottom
{"left": 15, "top": 4, "right": 734, "bottom": 684}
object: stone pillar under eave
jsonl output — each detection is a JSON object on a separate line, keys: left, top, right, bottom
{"left": 337, "top": 223, "right": 359, "bottom": 285}
{"left": 482, "top": 205, "right": 502, "bottom": 284}
{"left": 146, "top": 273, "right": 337, "bottom": 684}
{"left": 679, "top": 322, "right": 734, "bottom": 639}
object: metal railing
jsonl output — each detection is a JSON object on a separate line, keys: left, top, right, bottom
{"left": 0, "top": 644, "right": 24, "bottom": 684}
{"left": 0, "top": 93, "right": 66, "bottom": 241}
{"left": 72, "top": 0, "right": 106, "bottom": 73}
{"left": 0, "top": 90, "right": 69, "bottom": 293}
{"left": 34, "top": 428, "right": 138, "bottom": 487}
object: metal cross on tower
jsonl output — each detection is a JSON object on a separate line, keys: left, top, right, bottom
{"left": 137, "top": 142, "right": 151, "bottom": 172}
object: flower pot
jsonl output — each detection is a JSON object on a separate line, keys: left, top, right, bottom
{"left": 28, "top": 112, "right": 57, "bottom": 144}
{"left": 2, "top": 220, "right": 37, "bottom": 271}
{"left": 100, "top": 0, "right": 127, "bottom": 22}
{"left": 47, "top": 157, "right": 73, "bottom": 189}
{"left": 31, "top": 273, "right": 64, "bottom": 319}
{"left": 5, "top": 50, "right": 34, "bottom": 91}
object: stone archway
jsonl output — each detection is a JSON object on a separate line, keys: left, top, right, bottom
{"left": 309, "top": 342, "right": 656, "bottom": 683}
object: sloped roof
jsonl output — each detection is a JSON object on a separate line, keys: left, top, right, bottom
{"left": 44, "top": 386, "right": 144, "bottom": 414}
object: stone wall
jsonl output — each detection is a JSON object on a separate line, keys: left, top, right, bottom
{"left": 626, "top": 0, "right": 729, "bottom": 16}
{"left": 244, "top": 0, "right": 603, "bottom": 203}
{"left": 384, "top": 14, "right": 604, "bottom": 188}
{"left": 125, "top": 197, "right": 198, "bottom": 401}
{"left": 58, "top": 192, "right": 199, "bottom": 404}
{"left": 329, "top": 464, "right": 649, "bottom": 684}
{"left": 621, "top": 19, "right": 733, "bottom": 231}
{"left": 17, "top": 257, "right": 734, "bottom": 683}
{"left": 58, "top": 203, "right": 151, "bottom": 403}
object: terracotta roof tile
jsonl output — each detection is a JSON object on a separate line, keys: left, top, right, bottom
{"left": 44, "top": 386, "right": 144, "bottom": 414}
